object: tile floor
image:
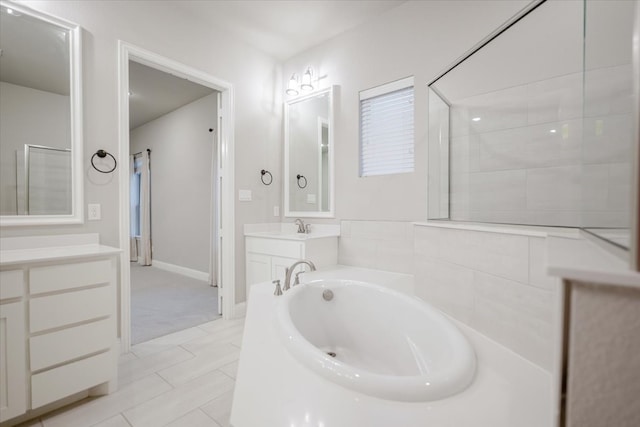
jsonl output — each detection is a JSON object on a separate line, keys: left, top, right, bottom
{"left": 18, "top": 317, "right": 245, "bottom": 427}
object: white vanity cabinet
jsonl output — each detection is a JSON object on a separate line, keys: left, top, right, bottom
{"left": 0, "top": 234, "right": 120, "bottom": 424}
{"left": 0, "top": 271, "right": 27, "bottom": 422}
{"left": 245, "top": 231, "right": 338, "bottom": 298}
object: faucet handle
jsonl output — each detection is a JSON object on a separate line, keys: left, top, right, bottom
{"left": 294, "top": 271, "right": 303, "bottom": 286}
{"left": 272, "top": 280, "right": 283, "bottom": 296}
{"left": 305, "top": 224, "right": 311, "bottom": 234}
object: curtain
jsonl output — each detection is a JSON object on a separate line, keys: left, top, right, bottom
{"left": 138, "top": 150, "right": 152, "bottom": 266}
{"left": 129, "top": 155, "right": 138, "bottom": 262}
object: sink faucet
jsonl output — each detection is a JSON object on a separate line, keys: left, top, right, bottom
{"left": 284, "top": 259, "right": 316, "bottom": 291}
{"left": 294, "top": 218, "right": 306, "bottom": 233}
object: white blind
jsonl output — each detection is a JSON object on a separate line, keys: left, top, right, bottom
{"left": 359, "top": 78, "right": 414, "bottom": 177}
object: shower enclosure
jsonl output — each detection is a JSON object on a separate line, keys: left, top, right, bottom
{"left": 427, "top": 0, "right": 638, "bottom": 252}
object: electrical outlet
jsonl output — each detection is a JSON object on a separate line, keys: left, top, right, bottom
{"left": 88, "top": 203, "right": 101, "bottom": 220}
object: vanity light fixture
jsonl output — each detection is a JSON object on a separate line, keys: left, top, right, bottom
{"left": 286, "top": 73, "right": 299, "bottom": 96}
{"left": 300, "top": 67, "right": 314, "bottom": 92}
{"left": 550, "top": 129, "right": 557, "bottom": 133}
{"left": 471, "top": 117, "right": 481, "bottom": 122}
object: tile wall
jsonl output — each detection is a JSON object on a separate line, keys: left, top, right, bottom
{"left": 339, "top": 220, "right": 561, "bottom": 371}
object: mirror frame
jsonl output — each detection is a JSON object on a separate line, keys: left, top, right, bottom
{"left": 0, "top": 1, "right": 83, "bottom": 227}
{"left": 284, "top": 86, "right": 335, "bottom": 218}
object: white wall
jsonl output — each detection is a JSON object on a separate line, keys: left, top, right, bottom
{"left": 0, "top": 82, "right": 70, "bottom": 214}
{"left": 282, "top": 0, "right": 530, "bottom": 222}
{"left": 130, "top": 93, "right": 217, "bottom": 275}
{"left": 0, "top": 1, "right": 283, "bottom": 305}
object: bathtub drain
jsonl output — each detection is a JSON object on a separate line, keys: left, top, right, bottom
{"left": 326, "top": 351, "right": 337, "bottom": 358}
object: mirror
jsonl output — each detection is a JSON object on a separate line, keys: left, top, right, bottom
{"left": 284, "top": 86, "right": 334, "bottom": 217}
{"left": 0, "top": 1, "right": 83, "bottom": 226}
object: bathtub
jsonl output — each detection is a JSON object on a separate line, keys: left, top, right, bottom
{"left": 276, "top": 279, "right": 476, "bottom": 402}
{"left": 230, "top": 265, "right": 554, "bottom": 427}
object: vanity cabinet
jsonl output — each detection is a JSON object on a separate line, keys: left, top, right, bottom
{"left": 245, "top": 235, "right": 338, "bottom": 298}
{"left": 0, "top": 235, "right": 120, "bottom": 424}
{"left": 0, "top": 271, "right": 27, "bottom": 422}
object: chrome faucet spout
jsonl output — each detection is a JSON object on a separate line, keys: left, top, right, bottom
{"left": 284, "top": 259, "right": 316, "bottom": 291}
{"left": 294, "top": 218, "right": 306, "bottom": 233}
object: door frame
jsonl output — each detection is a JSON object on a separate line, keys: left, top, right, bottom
{"left": 117, "top": 41, "right": 236, "bottom": 353}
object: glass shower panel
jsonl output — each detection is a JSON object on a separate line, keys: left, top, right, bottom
{"left": 427, "top": 87, "right": 449, "bottom": 219}
{"left": 581, "top": 0, "right": 636, "bottom": 249}
{"left": 428, "top": 0, "right": 585, "bottom": 227}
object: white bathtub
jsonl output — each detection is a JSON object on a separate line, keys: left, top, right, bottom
{"left": 231, "top": 266, "right": 554, "bottom": 427}
{"left": 276, "top": 279, "right": 476, "bottom": 401}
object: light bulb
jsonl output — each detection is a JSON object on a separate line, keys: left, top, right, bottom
{"left": 301, "top": 67, "right": 313, "bottom": 92}
{"left": 286, "top": 73, "right": 299, "bottom": 96}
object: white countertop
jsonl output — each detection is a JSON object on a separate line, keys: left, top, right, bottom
{"left": 0, "top": 234, "right": 121, "bottom": 266}
{"left": 244, "top": 222, "right": 340, "bottom": 241}
{"left": 231, "top": 266, "right": 554, "bottom": 427}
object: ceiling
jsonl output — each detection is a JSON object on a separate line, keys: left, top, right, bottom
{"left": 128, "top": 62, "right": 215, "bottom": 130}
{"left": 130, "top": 1, "right": 408, "bottom": 129}
{"left": 2, "top": 1, "right": 409, "bottom": 129}
{"left": 171, "top": 0, "right": 408, "bottom": 61}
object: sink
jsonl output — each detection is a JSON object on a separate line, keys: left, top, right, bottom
{"left": 275, "top": 279, "right": 476, "bottom": 402}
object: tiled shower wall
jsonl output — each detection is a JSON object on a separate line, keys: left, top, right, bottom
{"left": 338, "top": 220, "right": 561, "bottom": 371}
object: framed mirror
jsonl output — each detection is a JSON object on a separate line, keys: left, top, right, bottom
{"left": 284, "top": 86, "right": 334, "bottom": 218}
{"left": 0, "top": 1, "right": 83, "bottom": 226}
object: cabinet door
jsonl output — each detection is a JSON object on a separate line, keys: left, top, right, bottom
{"left": 246, "top": 253, "right": 271, "bottom": 298}
{"left": 0, "top": 301, "right": 27, "bottom": 422}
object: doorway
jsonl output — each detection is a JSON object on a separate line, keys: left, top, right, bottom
{"left": 118, "top": 42, "right": 236, "bottom": 353}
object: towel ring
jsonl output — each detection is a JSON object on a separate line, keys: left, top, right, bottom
{"left": 91, "top": 149, "right": 117, "bottom": 174}
{"left": 261, "top": 169, "right": 273, "bottom": 185}
{"left": 296, "top": 174, "right": 307, "bottom": 189}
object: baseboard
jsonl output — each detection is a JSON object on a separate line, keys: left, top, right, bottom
{"left": 152, "top": 259, "right": 209, "bottom": 282}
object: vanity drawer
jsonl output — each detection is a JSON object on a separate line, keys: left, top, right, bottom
{"left": 31, "top": 350, "right": 114, "bottom": 409}
{"left": 30, "top": 285, "right": 113, "bottom": 333}
{"left": 0, "top": 270, "right": 24, "bottom": 300}
{"left": 246, "top": 238, "right": 303, "bottom": 259}
{"left": 30, "top": 259, "right": 111, "bottom": 295}
{"left": 30, "top": 318, "right": 114, "bottom": 371}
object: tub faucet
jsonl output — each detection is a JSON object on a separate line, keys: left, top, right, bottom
{"left": 294, "top": 218, "right": 306, "bottom": 233}
{"left": 284, "top": 259, "right": 316, "bottom": 291}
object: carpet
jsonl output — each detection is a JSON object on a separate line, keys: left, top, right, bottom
{"left": 130, "top": 262, "right": 220, "bottom": 344}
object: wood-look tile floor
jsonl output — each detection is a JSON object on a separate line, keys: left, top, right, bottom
{"left": 18, "top": 318, "right": 245, "bottom": 427}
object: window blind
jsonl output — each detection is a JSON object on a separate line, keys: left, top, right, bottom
{"left": 359, "top": 77, "right": 414, "bottom": 177}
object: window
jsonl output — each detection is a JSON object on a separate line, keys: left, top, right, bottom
{"left": 359, "top": 76, "right": 414, "bottom": 177}
{"left": 130, "top": 155, "right": 143, "bottom": 237}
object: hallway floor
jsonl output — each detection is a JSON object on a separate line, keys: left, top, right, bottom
{"left": 130, "top": 263, "right": 220, "bottom": 344}
{"left": 19, "top": 317, "right": 245, "bottom": 427}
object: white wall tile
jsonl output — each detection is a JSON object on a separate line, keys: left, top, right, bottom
{"left": 414, "top": 258, "right": 474, "bottom": 324}
{"left": 528, "top": 237, "right": 560, "bottom": 290}
{"left": 437, "top": 228, "right": 530, "bottom": 284}
{"left": 338, "top": 237, "right": 377, "bottom": 269}
{"left": 527, "top": 72, "right": 582, "bottom": 125}
{"left": 526, "top": 165, "right": 581, "bottom": 211}
{"left": 472, "top": 271, "right": 554, "bottom": 370}
{"left": 469, "top": 170, "right": 527, "bottom": 212}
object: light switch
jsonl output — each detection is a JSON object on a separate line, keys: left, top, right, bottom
{"left": 306, "top": 194, "right": 316, "bottom": 204}
{"left": 273, "top": 206, "right": 280, "bottom": 216}
{"left": 88, "top": 203, "right": 101, "bottom": 220}
{"left": 239, "top": 189, "right": 252, "bottom": 201}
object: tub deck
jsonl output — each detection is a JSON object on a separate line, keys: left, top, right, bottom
{"left": 230, "top": 265, "right": 554, "bottom": 427}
